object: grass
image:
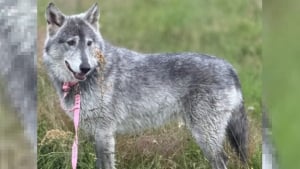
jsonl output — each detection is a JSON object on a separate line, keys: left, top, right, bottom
{"left": 38, "top": 0, "right": 262, "bottom": 168}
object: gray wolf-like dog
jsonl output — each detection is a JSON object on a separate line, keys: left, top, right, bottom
{"left": 43, "top": 3, "right": 248, "bottom": 169}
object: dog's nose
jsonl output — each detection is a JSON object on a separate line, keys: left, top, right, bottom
{"left": 79, "top": 63, "right": 91, "bottom": 74}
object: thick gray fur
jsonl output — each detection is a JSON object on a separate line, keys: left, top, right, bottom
{"left": 44, "top": 3, "right": 248, "bottom": 169}
{"left": 0, "top": 0, "right": 37, "bottom": 152}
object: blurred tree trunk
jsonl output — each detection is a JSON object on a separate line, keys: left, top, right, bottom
{"left": 0, "top": 83, "right": 36, "bottom": 169}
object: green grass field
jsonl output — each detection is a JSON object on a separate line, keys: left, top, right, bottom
{"left": 37, "top": 0, "right": 262, "bottom": 168}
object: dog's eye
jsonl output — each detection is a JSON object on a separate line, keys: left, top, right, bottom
{"left": 67, "top": 40, "right": 76, "bottom": 46}
{"left": 87, "top": 40, "right": 93, "bottom": 46}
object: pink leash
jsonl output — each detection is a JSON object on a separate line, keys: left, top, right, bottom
{"left": 62, "top": 82, "right": 81, "bottom": 169}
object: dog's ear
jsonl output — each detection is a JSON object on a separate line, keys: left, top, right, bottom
{"left": 83, "top": 3, "right": 100, "bottom": 30}
{"left": 45, "top": 3, "right": 65, "bottom": 36}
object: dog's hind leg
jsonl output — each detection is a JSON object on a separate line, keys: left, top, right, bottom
{"left": 190, "top": 122, "right": 229, "bottom": 169}
{"left": 183, "top": 97, "right": 231, "bottom": 169}
{"left": 94, "top": 130, "right": 116, "bottom": 169}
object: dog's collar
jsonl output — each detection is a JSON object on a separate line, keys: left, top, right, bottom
{"left": 62, "top": 81, "right": 79, "bottom": 96}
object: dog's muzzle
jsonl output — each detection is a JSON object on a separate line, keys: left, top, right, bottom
{"left": 65, "top": 61, "right": 90, "bottom": 81}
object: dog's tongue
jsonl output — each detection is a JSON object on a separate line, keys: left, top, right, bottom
{"left": 74, "top": 73, "right": 86, "bottom": 81}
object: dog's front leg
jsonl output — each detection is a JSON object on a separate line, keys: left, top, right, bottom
{"left": 94, "top": 130, "right": 116, "bottom": 169}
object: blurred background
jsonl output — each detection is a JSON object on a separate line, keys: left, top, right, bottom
{"left": 0, "top": 0, "right": 36, "bottom": 168}
{"left": 38, "top": 0, "right": 262, "bottom": 168}
{"left": 264, "top": 0, "right": 300, "bottom": 169}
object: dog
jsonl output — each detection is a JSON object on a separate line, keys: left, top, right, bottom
{"left": 43, "top": 3, "right": 248, "bottom": 169}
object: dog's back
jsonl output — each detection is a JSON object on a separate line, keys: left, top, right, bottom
{"left": 98, "top": 48, "right": 242, "bottom": 130}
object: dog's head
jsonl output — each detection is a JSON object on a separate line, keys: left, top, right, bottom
{"left": 43, "top": 3, "right": 104, "bottom": 82}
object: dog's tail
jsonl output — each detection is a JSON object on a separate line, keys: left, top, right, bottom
{"left": 226, "top": 101, "right": 248, "bottom": 163}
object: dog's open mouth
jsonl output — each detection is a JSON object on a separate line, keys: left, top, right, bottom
{"left": 65, "top": 61, "right": 86, "bottom": 81}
